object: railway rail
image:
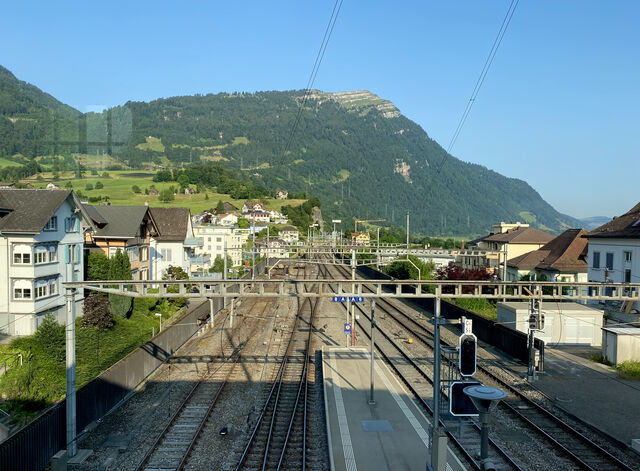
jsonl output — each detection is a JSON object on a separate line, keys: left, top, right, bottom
{"left": 232, "top": 266, "right": 317, "bottom": 471}
{"left": 325, "top": 257, "right": 638, "bottom": 471}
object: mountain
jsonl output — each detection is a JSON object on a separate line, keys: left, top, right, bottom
{"left": 579, "top": 216, "right": 612, "bottom": 231}
{"left": 0, "top": 65, "right": 581, "bottom": 235}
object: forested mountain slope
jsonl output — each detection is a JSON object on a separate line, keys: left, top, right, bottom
{"left": 0, "top": 65, "right": 580, "bottom": 235}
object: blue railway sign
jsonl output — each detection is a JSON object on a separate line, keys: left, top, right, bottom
{"left": 344, "top": 323, "right": 352, "bottom": 335}
{"left": 332, "top": 296, "right": 364, "bottom": 303}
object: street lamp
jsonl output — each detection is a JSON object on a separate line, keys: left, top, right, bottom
{"left": 155, "top": 312, "right": 162, "bottom": 332}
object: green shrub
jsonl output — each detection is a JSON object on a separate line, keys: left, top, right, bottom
{"left": 616, "top": 361, "right": 640, "bottom": 380}
{"left": 95, "top": 181, "right": 104, "bottom": 189}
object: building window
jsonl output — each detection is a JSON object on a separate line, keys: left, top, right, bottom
{"left": 49, "top": 246, "right": 58, "bottom": 262}
{"left": 216, "top": 245, "right": 222, "bottom": 251}
{"left": 49, "top": 278, "right": 58, "bottom": 295}
{"left": 65, "top": 216, "right": 79, "bottom": 233}
{"left": 592, "top": 251, "right": 600, "bottom": 269}
{"left": 624, "top": 251, "right": 632, "bottom": 262}
{"left": 605, "top": 253, "right": 614, "bottom": 270}
{"left": 216, "top": 237, "right": 222, "bottom": 242}
{"left": 625, "top": 269, "right": 632, "bottom": 283}
{"left": 13, "top": 280, "right": 32, "bottom": 300}
{"left": 13, "top": 245, "right": 31, "bottom": 264}
{"left": 109, "top": 247, "right": 119, "bottom": 258}
{"left": 35, "top": 251, "right": 47, "bottom": 264}
{"left": 36, "top": 284, "right": 48, "bottom": 298}
{"left": 44, "top": 216, "right": 58, "bottom": 231}
{"left": 14, "top": 287, "right": 32, "bottom": 299}
{"left": 140, "top": 246, "right": 148, "bottom": 262}
{"left": 127, "top": 246, "right": 139, "bottom": 262}
{"left": 161, "top": 248, "right": 173, "bottom": 261}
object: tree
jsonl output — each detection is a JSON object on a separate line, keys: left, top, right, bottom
{"left": 108, "top": 249, "right": 132, "bottom": 318}
{"left": 209, "top": 255, "right": 232, "bottom": 274}
{"left": 177, "top": 174, "right": 189, "bottom": 189}
{"left": 237, "top": 218, "right": 249, "bottom": 229}
{"left": 204, "top": 193, "right": 209, "bottom": 201}
{"left": 85, "top": 183, "right": 93, "bottom": 191}
{"left": 159, "top": 189, "right": 174, "bottom": 202}
{"left": 163, "top": 265, "right": 189, "bottom": 280}
{"left": 64, "top": 181, "right": 73, "bottom": 189}
{"left": 87, "top": 252, "right": 110, "bottom": 281}
{"left": 95, "top": 181, "right": 104, "bottom": 189}
{"left": 82, "top": 294, "right": 114, "bottom": 329}
{"left": 34, "top": 313, "right": 65, "bottom": 363}
{"left": 132, "top": 185, "right": 141, "bottom": 193}
{"left": 215, "top": 200, "right": 225, "bottom": 214}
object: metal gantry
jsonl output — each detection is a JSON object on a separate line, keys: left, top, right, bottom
{"left": 60, "top": 273, "right": 640, "bottom": 461}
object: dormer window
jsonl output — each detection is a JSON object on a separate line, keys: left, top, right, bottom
{"left": 44, "top": 216, "right": 58, "bottom": 231}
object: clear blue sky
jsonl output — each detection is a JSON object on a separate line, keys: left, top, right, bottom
{"left": 2, "top": 1, "right": 638, "bottom": 219}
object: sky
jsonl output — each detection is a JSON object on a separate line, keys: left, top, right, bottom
{"left": 1, "top": 0, "right": 638, "bottom": 219}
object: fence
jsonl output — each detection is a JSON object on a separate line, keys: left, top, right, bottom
{"left": 0, "top": 297, "right": 223, "bottom": 471}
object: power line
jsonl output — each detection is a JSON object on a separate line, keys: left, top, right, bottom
{"left": 435, "top": 0, "right": 520, "bottom": 175}
{"left": 280, "top": 0, "right": 344, "bottom": 163}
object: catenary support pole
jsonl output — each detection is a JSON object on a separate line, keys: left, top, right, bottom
{"left": 369, "top": 299, "right": 376, "bottom": 405}
{"left": 406, "top": 211, "right": 410, "bottom": 257}
{"left": 65, "top": 287, "right": 77, "bottom": 458}
{"left": 209, "top": 297, "right": 214, "bottom": 329}
{"left": 431, "top": 286, "right": 447, "bottom": 471}
{"left": 351, "top": 249, "right": 356, "bottom": 346}
{"left": 223, "top": 239, "right": 228, "bottom": 308}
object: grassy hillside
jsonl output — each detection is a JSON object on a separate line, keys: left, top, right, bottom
{"left": 22, "top": 170, "right": 304, "bottom": 214}
{"left": 0, "top": 63, "right": 581, "bottom": 235}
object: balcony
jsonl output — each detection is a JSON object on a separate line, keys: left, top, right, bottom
{"left": 184, "top": 237, "right": 203, "bottom": 248}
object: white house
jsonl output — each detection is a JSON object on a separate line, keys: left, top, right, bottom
{"left": 242, "top": 201, "right": 267, "bottom": 215}
{"left": 269, "top": 210, "right": 288, "bottom": 225}
{"left": 280, "top": 226, "right": 299, "bottom": 244}
{"left": 192, "top": 224, "right": 249, "bottom": 269}
{"left": 585, "top": 203, "right": 640, "bottom": 305}
{"left": 216, "top": 212, "right": 238, "bottom": 226}
{"left": 0, "top": 190, "right": 93, "bottom": 336}
{"left": 149, "top": 207, "right": 200, "bottom": 279}
{"left": 256, "top": 239, "right": 289, "bottom": 259}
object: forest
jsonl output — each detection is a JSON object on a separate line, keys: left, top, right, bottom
{"left": 0, "top": 64, "right": 581, "bottom": 236}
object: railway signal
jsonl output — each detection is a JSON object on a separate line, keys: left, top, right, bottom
{"left": 459, "top": 334, "right": 477, "bottom": 377}
{"left": 449, "top": 380, "right": 481, "bottom": 416}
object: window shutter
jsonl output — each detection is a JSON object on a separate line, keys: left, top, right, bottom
{"left": 65, "top": 245, "right": 71, "bottom": 263}
{"left": 74, "top": 217, "right": 80, "bottom": 232}
{"left": 75, "top": 245, "right": 80, "bottom": 263}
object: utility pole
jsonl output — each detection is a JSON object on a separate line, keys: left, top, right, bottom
{"left": 369, "top": 299, "right": 376, "bottom": 405}
{"left": 431, "top": 285, "right": 447, "bottom": 471}
{"left": 267, "top": 225, "right": 270, "bottom": 271}
{"left": 376, "top": 227, "right": 380, "bottom": 270}
{"left": 223, "top": 239, "right": 228, "bottom": 308}
{"left": 406, "top": 211, "right": 410, "bottom": 258}
{"left": 252, "top": 228, "right": 256, "bottom": 280}
{"left": 65, "top": 288, "right": 77, "bottom": 458}
{"left": 351, "top": 249, "right": 356, "bottom": 346}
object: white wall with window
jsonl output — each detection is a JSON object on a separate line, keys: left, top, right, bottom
{"left": 0, "top": 197, "right": 87, "bottom": 336}
{"left": 587, "top": 239, "right": 640, "bottom": 285}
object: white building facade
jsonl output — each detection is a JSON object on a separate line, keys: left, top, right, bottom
{"left": 192, "top": 224, "right": 248, "bottom": 269}
{"left": 0, "top": 190, "right": 91, "bottom": 336}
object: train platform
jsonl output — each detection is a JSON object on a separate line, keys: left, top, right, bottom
{"left": 322, "top": 347, "right": 467, "bottom": 471}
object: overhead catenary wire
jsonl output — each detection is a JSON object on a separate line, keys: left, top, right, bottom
{"left": 280, "top": 0, "right": 344, "bottom": 164}
{"left": 435, "top": 0, "right": 520, "bottom": 175}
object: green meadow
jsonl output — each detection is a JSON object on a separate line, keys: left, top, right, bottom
{"left": 22, "top": 170, "right": 304, "bottom": 213}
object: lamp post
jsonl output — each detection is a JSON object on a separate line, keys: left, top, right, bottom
{"left": 155, "top": 312, "right": 162, "bottom": 332}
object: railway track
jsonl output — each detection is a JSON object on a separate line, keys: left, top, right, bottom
{"left": 232, "top": 266, "right": 317, "bottom": 471}
{"left": 326, "top": 257, "right": 638, "bottom": 471}
{"left": 134, "top": 291, "right": 274, "bottom": 471}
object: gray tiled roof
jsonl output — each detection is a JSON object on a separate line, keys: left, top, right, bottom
{"left": 149, "top": 207, "right": 191, "bottom": 241}
{"left": 0, "top": 189, "right": 72, "bottom": 233}
{"left": 83, "top": 204, "right": 150, "bottom": 238}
